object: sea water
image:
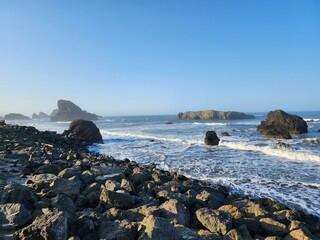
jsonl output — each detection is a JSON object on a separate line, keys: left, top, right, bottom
{"left": 7, "top": 111, "right": 320, "bottom": 217}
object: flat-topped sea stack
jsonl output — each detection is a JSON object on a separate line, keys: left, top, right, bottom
{"left": 257, "top": 110, "right": 308, "bottom": 139}
{"left": 4, "top": 113, "right": 31, "bottom": 121}
{"left": 50, "top": 99, "right": 98, "bottom": 122}
{"left": 177, "top": 110, "right": 255, "bottom": 120}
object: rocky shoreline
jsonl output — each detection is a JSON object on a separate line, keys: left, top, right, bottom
{"left": 0, "top": 121, "right": 319, "bottom": 239}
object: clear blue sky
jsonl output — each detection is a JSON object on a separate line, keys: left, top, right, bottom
{"left": 0, "top": 1, "right": 319, "bottom": 116}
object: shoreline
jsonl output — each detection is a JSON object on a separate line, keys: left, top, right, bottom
{"left": 0, "top": 122, "right": 319, "bottom": 239}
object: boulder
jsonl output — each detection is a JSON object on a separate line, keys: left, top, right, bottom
{"left": 99, "top": 220, "right": 137, "bottom": 240}
{"left": 177, "top": 110, "right": 255, "bottom": 120}
{"left": 257, "top": 110, "right": 308, "bottom": 135}
{"left": 204, "top": 131, "right": 220, "bottom": 146}
{"left": 273, "top": 142, "right": 293, "bottom": 150}
{"left": 100, "top": 189, "right": 135, "bottom": 209}
{"left": 259, "top": 217, "right": 289, "bottom": 237}
{"left": 3, "top": 183, "right": 38, "bottom": 209}
{"left": 264, "top": 128, "right": 292, "bottom": 139}
{"left": 195, "top": 208, "right": 232, "bottom": 235}
{"left": 62, "top": 119, "right": 103, "bottom": 143}
{"left": 159, "top": 199, "right": 190, "bottom": 226}
{"left": 220, "top": 132, "right": 230, "bottom": 137}
{"left": 16, "top": 210, "right": 67, "bottom": 240}
{"left": 50, "top": 99, "right": 98, "bottom": 122}
{"left": 4, "top": 113, "right": 30, "bottom": 120}
{"left": 49, "top": 177, "right": 81, "bottom": 199}
{"left": 138, "top": 215, "right": 176, "bottom": 240}
{"left": 0, "top": 203, "right": 32, "bottom": 227}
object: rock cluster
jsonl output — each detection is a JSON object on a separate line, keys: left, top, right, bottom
{"left": 0, "top": 122, "right": 319, "bottom": 239}
{"left": 177, "top": 110, "right": 255, "bottom": 120}
{"left": 50, "top": 100, "right": 99, "bottom": 122}
{"left": 257, "top": 110, "right": 308, "bottom": 139}
{"left": 32, "top": 112, "right": 49, "bottom": 119}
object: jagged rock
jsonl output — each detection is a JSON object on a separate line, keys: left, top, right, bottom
{"left": 159, "top": 199, "right": 190, "bottom": 226}
{"left": 51, "top": 193, "right": 77, "bottom": 214}
{"left": 32, "top": 113, "right": 39, "bottom": 119}
{"left": 257, "top": 110, "right": 308, "bottom": 135}
{"left": 220, "top": 132, "right": 230, "bottom": 137}
{"left": 259, "top": 217, "right": 289, "bottom": 236}
{"left": 129, "top": 168, "right": 151, "bottom": 186}
{"left": 265, "top": 128, "right": 292, "bottom": 139}
{"left": 4, "top": 113, "right": 30, "bottom": 120}
{"left": 62, "top": 119, "right": 103, "bottom": 143}
{"left": 16, "top": 210, "right": 67, "bottom": 240}
{"left": 49, "top": 177, "right": 81, "bottom": 199}
{"left": 100, "top": 189, "right": 135, "bottom": 209}
{"left": 218, "top": 205, "right": 242, "bottom": 219}
{"left": 138, "top": 215, "right": 176, "bottom": 240}
{"left": 224, "top": 225, "right": 252, "bottom": 240}
{"left": 0, "top": 203, "right": 32, "bottom": 227}
{"left": 71, "top": 216, "right": 98, "bottom": 240}
{"left": 3, "top": 184, "right": 38, "bottom": 209}
{"left": 177, "top": 110, "right": 254, "bottom": 120}
{"left": 284, "top": 229, "right": 313, "bottom": 240}
{"left": 273, "top": 142, "right": 293, "bottom": 150}
{"left": 99, "top": 220, "right": 137, "bottom": 240}
{"left": 121, "top": 179, "right": 136, "bottom": 194}
{"left": 196, "top": 208, "right": 232, "bottom": 235}
{"left": 39, "top": 112, "right": 49, "bottom": 118}
{"left": 204, "top": 131, "right": 220, "bottom": 146}
{"left": 50, "top": 99, "right": 98, "bottom": 121}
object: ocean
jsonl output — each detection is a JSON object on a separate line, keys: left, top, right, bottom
{"left": 6, "top": 111, "right": 320, "bottom": 217}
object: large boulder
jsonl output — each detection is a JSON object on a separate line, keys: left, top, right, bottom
{"left": 204, "top": 131, "right": 220, "bottom": 146}
{"left": 177, "top": 110, "right": 254, "bottom": 120}
{"left": 4, "top": 113, "right": 30, "bottom": 120}
{"left": 63, "top": 119, "right": 103, "bottom": 143}
{"left": 257, "top": 110, "right": 308, "bottom": 135}
{"left": 50, "top": 99, "right": 98, "bottom": 122}
{"left": 0, "top": 203, "right": 32, "bottom": 227}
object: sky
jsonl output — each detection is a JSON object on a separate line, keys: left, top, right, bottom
{"left": 0, "top": 1, "right": 319, "bottom": 116}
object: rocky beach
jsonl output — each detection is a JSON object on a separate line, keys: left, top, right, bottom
{"left": 0, "top": 120, "right": 319, "bottom": 240}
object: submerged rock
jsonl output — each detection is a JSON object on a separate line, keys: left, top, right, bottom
{"left": 273, "top": 142, "right": 293, "bottom": 150}
{"left": 204, "top": 131, "right": 220, "bottom": 145}
{"left": 63, "top": 119, "right": 103, "bottom": 143}
{"left": 50, "top": 99, "right": 98, "bottom": 122}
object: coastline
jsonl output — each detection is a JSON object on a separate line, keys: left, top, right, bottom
{"left": 0, "top": 122, "right": 319, "bottom": 239}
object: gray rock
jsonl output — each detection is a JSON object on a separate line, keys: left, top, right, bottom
{"left": 159, "top": 199, "right": 190, "bottom": 226}
{"left": 50, "top": 99, "right": 98, "bottom": 122}
{"left": 39, "top": 112, "right": 49, "bottom": 118}
{"left": 4, "top": 113, "right": 31, "bottom": 121}
{"left": 204, "top": 131, "right": 220, "bottom": 146}
{"left": 51, "top": 193, "right": 77, "bottom": 214}
{"left": 32, "top": 113, "right": 39, "bottom": 119}
{"left": 62, "top": 119, "right": 103, "bottom": 143}
{"left": 17, "top": 210, "right": 68, "bottom": 240}
{"left": 95, "top": 173, "right": 125, "bottom": 183}
{"left": 49, "top": 178, "right": 81, "bottom": 199}
{"left": 273, "top": 142, "right": 293, "bottom": 150}
{"left": 177, "top": 110, "right": 255, "bottom": 120}
{"left": 138, "top": 215, "right": 176, "bottom": 240}
{"left": 0, "top": 203, "right": 32, "bottom": 227}
{"left": 196, "top": 208, "right": 232, "bottom": 235}
{"left": 100, "top": 189, "right": 135, "bottom": 209}
{"left": 3, "top": 184, "right": 38, "bottom": 209}
{"left": 99, "top": 220, "right": 137, "bottom": 240}
{"left": 259, "top": 217, "right": 289, "bottom": 236}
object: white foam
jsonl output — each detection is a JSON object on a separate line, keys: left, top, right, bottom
{"left": 304, "top": 118, "right": 320, "bottom": 122}
{"left": 193, "top": 122, "right": 229, "bottom": 126}
{"left": 221, "top": 141, "right": 320, "bottom": 163}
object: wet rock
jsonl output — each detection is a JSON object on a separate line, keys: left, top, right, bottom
{"left": 259, "top": 217, "right": 289, "bottom": 236}
{"left": 138, "top": 215, "right": 176, "bottom": 240}
{"left": 100, "top": 189, "right": 135, "bottom": 209}
{"left": 265, "top": 128, "right": 292, "bottom": 139}
{"left": 0, "top": 203, "right": 32, "bottom": 227}
{"left": 220, "top": 132, "right": 230, "bottom": 137}
{"left": 204, "top": 131, "right": 220, "bottom": 146}
{"left": 196, "top": 208, "right": 232, "bottom": 235}
{"left": 159, "top": 199, "right": 190, "bottom": 226}
{"left": 16, "top": 210, "right": 67, "bottom": 240}
{"left": 63, "top": 119, "right": 103, "bottom": 143}
{"left": 273, "top": 142, "right": 293, "bottom": 150}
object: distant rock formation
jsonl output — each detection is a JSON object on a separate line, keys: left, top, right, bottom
{"left": 62, "top": 119, "right": 103, "bottom": 143}
{"left": 257, "top": 110, "right": 308, "bottom": 138}
{"left": 0, "top": 116, "right": 4, "bottom": 121}
{"left": 32, "top": 113, "right": 39, "bottom": 119}
{"left": 177, "top": 110, "right": 254, "bottom": 120}
{"left": 50, "top": 100, "right": 98, "bottom": 122}
{"left": 39, "top": 112, "right": 49, "bottom": 118}
{"left": 204, "top": 131, "right": 220, "bottom": 145}
{"left": 4, "top": 113, "right": 31, "bottom": 121}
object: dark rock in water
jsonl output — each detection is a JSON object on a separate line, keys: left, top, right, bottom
{"left": 39, "top": 112, "right": 49, "bottom": 118}
{"left": 32, "top": 113, "right": 39, "bottom": 119}
{"left": 63, "top": 119, "right": 103, "bottom": 143}
{"left": 264, "top": 128, "right": 292, "bottom": 139}
{"left": 220, "top": 132, "right": 230, "bottom": 137}
{"left": 257, "top": 110, "right": 308, "bottom": 135}
{"left": 4, "top": 113, "right": 30, "bottom": 120}
{"left": 50, "top": 99, "right": 98, "bottom": 122}
{"left": 165, "top": 121, "right": 173, "bottom": 124}
{"left": 204, "top": 131, "right": 220, "bottom": 145}
{"left": 177, "top": 110, "right": 255, "bottom": 120}
{"left": 273, "top": 142, "right": 293, "bottom": 150}
{"left": 16, "top": 210, "right": 68, "bottom": 240}
{"left": 318, "top": 129, "right": 320, "bottom": 133}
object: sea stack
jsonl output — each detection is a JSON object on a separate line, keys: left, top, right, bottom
{"left": 177, "top": 110, "right": 254, "bottom": 120}
{"left": 204, "top": 131, "right": 220, "bottom": 145}
{"left": 50, "top": 100, "right": 98, "bottom": 122}
{"left": 4, "top": 113, "right": 31, "bottom": 120}
{"left": 257, "top": 110, "right": 308, "bottom": 139}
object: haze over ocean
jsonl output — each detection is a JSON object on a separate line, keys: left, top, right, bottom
{"left": 0, "top": 1, "right": 319, "bottom": 117}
